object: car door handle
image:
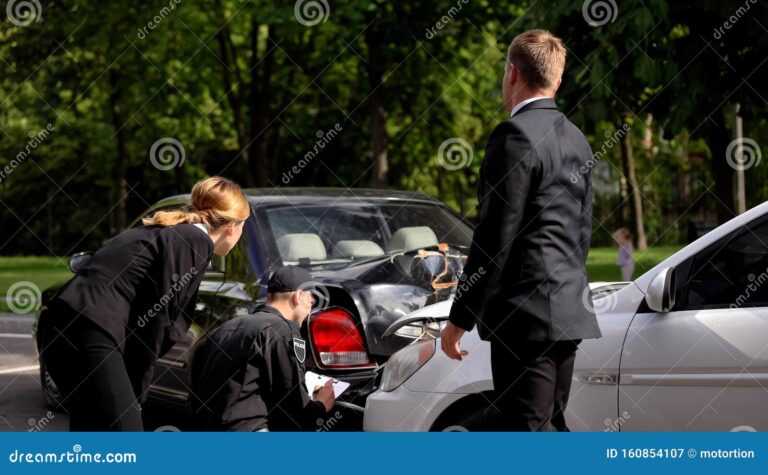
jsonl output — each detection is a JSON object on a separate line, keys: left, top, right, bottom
{"left": 580, "top": 374, "right": 619, "bottom": 385}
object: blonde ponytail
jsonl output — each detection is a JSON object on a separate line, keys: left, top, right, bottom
{"left": 142, "top": 177, "right": 250, "bottom": 229}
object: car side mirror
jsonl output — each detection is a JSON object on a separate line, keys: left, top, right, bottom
{"left": 645, "top": 266, "right": 676, "bottom": 313}
{"left": 69, "top": 252, "right": 93, "bottom": 274}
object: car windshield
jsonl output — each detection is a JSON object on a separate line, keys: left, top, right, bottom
{"left": 263, "top": 202, "right": 473, "bottom": 268}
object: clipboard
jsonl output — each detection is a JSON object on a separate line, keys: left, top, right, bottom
{"left": 305, "top": 371, "right": 350, "bottom": 398}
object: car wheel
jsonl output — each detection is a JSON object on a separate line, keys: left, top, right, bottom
{"left": 431, "top": 405, "right": 486, "bottom": 432}
{"left": 39, "top": 359, "right": 66, "bottom": 413}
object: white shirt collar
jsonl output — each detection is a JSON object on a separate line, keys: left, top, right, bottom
{"left": 192, "top": 222, "right": 209, "bottom": 236}
{"left": 510, "top": 96, "right": 551, "bottom": 117}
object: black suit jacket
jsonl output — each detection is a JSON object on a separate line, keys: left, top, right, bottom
{"left": 49, "top": 223, "right": 213, "bottom": 400}
{"left": 449, "top": 98, "right": 602, "bottom": 343}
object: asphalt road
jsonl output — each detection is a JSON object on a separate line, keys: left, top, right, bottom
{"left": 0, "top": 313, "right": 179, "bottom": 432}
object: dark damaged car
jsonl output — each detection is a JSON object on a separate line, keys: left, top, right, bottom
{"left": 36, "top": 188, "right": 473, "bottom": 414}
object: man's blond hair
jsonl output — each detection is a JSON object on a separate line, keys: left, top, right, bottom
{"left": 507, "top": 29, "right": 566, "bottom": 92}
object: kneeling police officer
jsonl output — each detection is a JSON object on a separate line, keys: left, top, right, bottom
{"left": 191, "top": 266, "right": 335, "bottom": 431}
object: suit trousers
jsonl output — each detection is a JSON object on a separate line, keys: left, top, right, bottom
{"left": 483, "top": 338, "right": 581, "bottom": 431}
{"left": 38, "top": 307, "right": 144, "bottom": 431}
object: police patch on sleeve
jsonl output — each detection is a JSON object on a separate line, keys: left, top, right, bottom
{"left": 293, "top": 337, "right": 306, "bottom": 363}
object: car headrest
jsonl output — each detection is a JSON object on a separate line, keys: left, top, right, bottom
{"left": 386, "top": 226, "right": 439, "bottom": 253}
{"left": 276, "top": 234, "right": 327, "bottom": 261}
{"left": 332, "top": 240, "right": 385, "bottom": 258}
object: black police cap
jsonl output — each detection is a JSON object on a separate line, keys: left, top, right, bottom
{"left": 267, "top": 266, "right": 314, "bottom": 293}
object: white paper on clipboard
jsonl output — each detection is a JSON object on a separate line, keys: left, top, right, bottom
{"left": 305, "top": 371, "right": 350, "bottom": 398}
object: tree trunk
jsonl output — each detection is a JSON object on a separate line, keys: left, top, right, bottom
{"left": 620, "top": 123, "right": 648, "bottom": 251}
{"left": 708, "top": 112, "right": 735, "bottom": 224}
{"left": 215, "top": 0, "right": 253, "bottom": 186}
{"left": 248, "top": 22, "right": 275, "bottom": 187}
{"left": 365, "top": 25, "right": 389, "bottom": 188}
{"left": 108, "top": 69, "right": 129, "bottom": 233}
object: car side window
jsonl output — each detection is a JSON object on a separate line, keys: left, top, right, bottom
{"left": 677, "top": 217, "right": 768, "bottom": 310}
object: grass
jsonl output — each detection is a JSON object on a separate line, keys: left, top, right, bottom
{"left": 586, "top": 245, "right": 682, "bottom": 282}
{"left": 0, "top": 256, "right": 73, "bottom": 313}
{"left": 0, "top": 246, "right": 683, "bottom": 313}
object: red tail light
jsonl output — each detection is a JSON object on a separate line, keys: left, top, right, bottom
{"left": 309, "top": 307, "right": 374, "bottom": 369}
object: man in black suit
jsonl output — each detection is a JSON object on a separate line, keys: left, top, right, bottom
{"left": 441, "top": 29, "right": 602, "bottom": 431}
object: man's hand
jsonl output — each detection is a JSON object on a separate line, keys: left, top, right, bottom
{"left": 313, "top": 379, "right": 335, "bottom": 412}
{"left": 441, "top": 322, "right": 469, "bottom": 361}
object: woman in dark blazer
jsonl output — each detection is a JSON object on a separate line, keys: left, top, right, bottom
{"left": 38, "top": 176, "right": 250, "bottom": 431}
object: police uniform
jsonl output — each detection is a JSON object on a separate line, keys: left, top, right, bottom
{"left": 191, "top": 268, "right": 326, "bottom": 431}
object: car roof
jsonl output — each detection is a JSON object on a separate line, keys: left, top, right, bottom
{"left": 151, "top": 187, "right": 443, "bottom": 208}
